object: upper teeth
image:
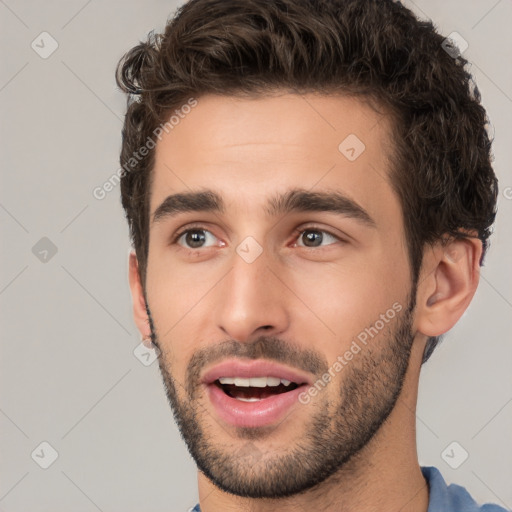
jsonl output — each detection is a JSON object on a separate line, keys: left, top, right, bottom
{"left": 218, "top": 377, "right": 293, "bottom": 387}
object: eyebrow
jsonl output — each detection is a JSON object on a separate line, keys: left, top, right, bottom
{"left": 151, "top": 188, "right": 376, "bottom": 227}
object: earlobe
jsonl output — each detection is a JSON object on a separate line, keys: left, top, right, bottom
{"left": 128, "top": 251, "right": 151, "bottom": 339}
{"left": 416, "top": 236, "right": 482, "bottom": 337}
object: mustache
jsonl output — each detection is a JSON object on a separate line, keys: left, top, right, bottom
{"left": 186, "top": 336, "right": 329, "bottom": 397}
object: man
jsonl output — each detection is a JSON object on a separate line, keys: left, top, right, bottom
{"left": 115, "top": 0, "right": 506, "bottom": 510}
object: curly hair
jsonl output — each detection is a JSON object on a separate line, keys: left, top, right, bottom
{"left": 115, "top": 0, "right": 498, "bottom": 363}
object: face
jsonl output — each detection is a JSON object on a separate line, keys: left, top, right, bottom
{"left": 142, "top": 92, "right": 416, "bottom": 498}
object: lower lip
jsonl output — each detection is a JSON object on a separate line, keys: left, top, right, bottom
{"left": 206, "top": 383, "right": 307, "bottom": 428}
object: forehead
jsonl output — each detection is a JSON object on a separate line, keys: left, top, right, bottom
{"left": 149, "top": 92, "right": 400, "bottom": 225}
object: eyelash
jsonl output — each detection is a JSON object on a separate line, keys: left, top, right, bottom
{"left": 171, "top": 224, "right": 344, "bottom": 250}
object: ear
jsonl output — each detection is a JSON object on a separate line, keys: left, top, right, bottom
{"left": 128, "top": 250, "right": 151, "bottom": 339}
{"left": 415, "top": 236, "right": 482, "bottom": 337}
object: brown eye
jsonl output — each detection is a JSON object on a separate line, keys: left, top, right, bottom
{"left": 175, "top": 228, "right": 217, "bottom": 249}
{"left": 297, "top": 229, "right": 339, "bottom": 248}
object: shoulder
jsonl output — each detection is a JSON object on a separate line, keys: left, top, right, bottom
{"left": 421, "top": 466, "right": 509, "bottom": 512}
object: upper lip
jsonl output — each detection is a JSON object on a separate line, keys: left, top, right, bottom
{"left": 201, "top": 359, "right": 313, "bottom": 386}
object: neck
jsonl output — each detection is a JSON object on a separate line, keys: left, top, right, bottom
{"left": 197, "top": 340, "right": 429, "bottom": 512}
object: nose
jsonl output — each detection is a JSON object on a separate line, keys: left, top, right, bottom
{"left": 215, "top": 243, "right": 290, "bottom": 343}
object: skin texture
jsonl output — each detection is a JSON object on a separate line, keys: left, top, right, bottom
{"left": 128, "top": 93, "right": 482, "bottom": 511}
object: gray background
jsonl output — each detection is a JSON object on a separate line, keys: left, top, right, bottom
{"left": 0, "top": 0, "right": 511, "bottom": 510}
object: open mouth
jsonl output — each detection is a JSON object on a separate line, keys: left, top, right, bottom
{"left": 213, "top": 376, "right": 300, "bottom": 402}
{"left": 202, "top": 359, "right": 312, "bottom": 427}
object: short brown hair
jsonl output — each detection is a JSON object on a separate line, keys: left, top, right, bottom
{"left": 115, "top": 0, "right": 498, "bottom": 363}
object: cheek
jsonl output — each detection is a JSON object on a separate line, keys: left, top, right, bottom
{"left": 287, "top": 257, "right": 407, "bottom": 351}
{"left": 145, "top": 260, "right": 208, "bottom": 379}
{"left": 146, "top": 246, "right": 216, "bottom": 325}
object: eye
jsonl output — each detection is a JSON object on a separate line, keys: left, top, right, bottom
{"left": 294, "top": 227, "right": 341, "bottom": 248}
{"left": 171, "top": 224, "right": 344, "bottom": 251}
{"left": 173, "top": 227, "right": 218, "bottom": 249}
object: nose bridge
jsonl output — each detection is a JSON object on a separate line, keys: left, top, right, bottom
{"left": 215, "top": 233, "right": 289, "bottom": 341}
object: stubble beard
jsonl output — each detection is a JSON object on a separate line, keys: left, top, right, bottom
{"left": 147, "top": 295, "right": 416, "bottom": 499}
